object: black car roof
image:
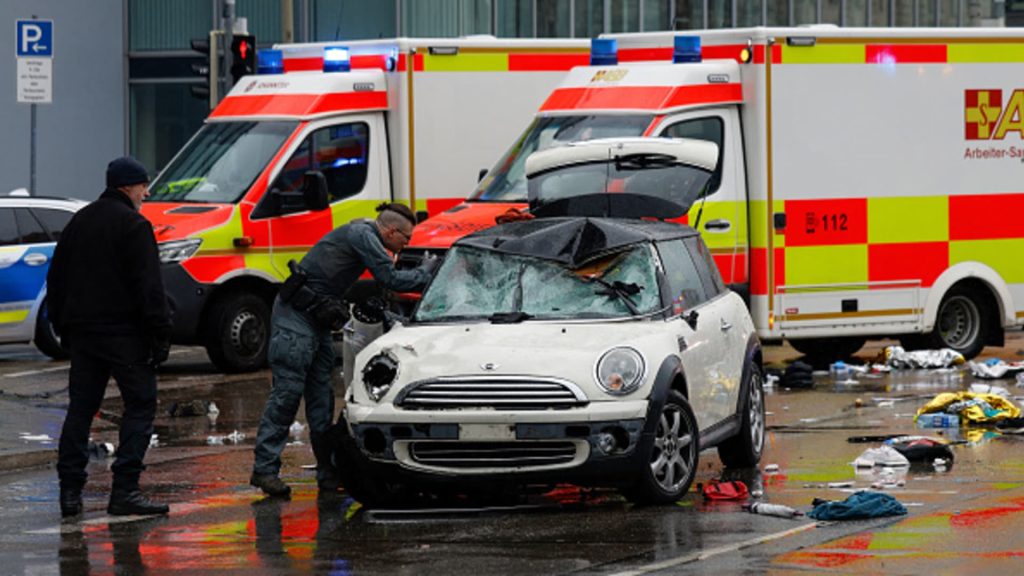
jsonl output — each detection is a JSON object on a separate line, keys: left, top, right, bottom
{"left": 455, "top": 216, "right": 699, "bottom": 268}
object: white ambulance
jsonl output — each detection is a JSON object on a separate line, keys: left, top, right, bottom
{"left": 411, "top": 27, "right": 1024, "bottom": 360}
{"left": 143, "top": 37, "right": 588, "bottom": 372}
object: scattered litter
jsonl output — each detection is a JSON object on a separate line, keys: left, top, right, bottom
{"left": 917, "top": 413, "right": 959, "bottom": 428}
{"left": 226, "top": 430, "right": 246, "bottom": 443}
{"left": 915, "top": 391, "right": 1021, "bottom": 425}
{"left": 289, "top": 421, "right": 306, "bottom": 437}
{"left": 764, "top": 463, "right": 780, "bottom": 473}
{"left": 829, "top": 361, "right": 852, "bottom": 381}
{"left": 207, "top": 401, "right": 220, "bottom": 416}
{"left": 206, "top": 436, "right": 224, "bottom": 445}
{"left": 876, "top": 400, "right": 895, "bottom": 408}
{"left": 968, "top": 383, "right": 1010, "bottom": 397}
{"left": 18, "top": 433, "right": 53, "bottom": 443}
{"left": 808, "top": 491, "right": 907, "bottom": 520}
{"left": 995, "top": 416, "right": 1024, "bottom": 434}
{"left": 206, "top": 430, "right": 246, "bottom": 445}
{"left": 1017, "top": 372, "right": 1024, "bottom": 387}
{"left": 148, "top": 434, "right": 160, "bottom": 448}
{"left": 167, "top": 399, "right": 216, "bottom": 417}
{"left": 827, "top": 481, "right": 854, "bottom": 489}
{"left": 883, "top": 436, "right": 955, "bottom": 463}
{"left": 745, "top": 502, "right": 803, "bottom": 518}
{"left": 87, "top": 441, "right": 115, "bottom": 458}
{"left": 933, "top": 458, "right": 949, "bottom": 472}
{"left": 750, "top": 489, "right": 764, "bottom": 498}
{"left": 703, "top": 480, "right": 749, "bottom": 501}
{"left": 782, "top": 361, "right": 814, "bottom": 389}
{"left": 967, "top": 359, "right": 1024, "bottom": 381}
{"left": 764, "top": 373, "right": 779, "bottom": 388}
{"left": 853, "top": 445, "right": 910, "bottom": 469}
{"left": 883, "top": 346, "right": 964, "bottom": 369}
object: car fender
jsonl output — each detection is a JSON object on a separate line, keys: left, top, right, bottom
{"left": 641, "top": 355, "right": 685, "bottom": 437}
{"left": 733, "top": 334, "right": 763, "bottom": 415}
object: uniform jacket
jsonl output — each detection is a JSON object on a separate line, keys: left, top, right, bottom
{"left": 47, "top": 188, "right": 171, "bottom": 341}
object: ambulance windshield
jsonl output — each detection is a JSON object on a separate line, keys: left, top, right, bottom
{"left": 470, "top": 115, "right": 652, "bottom": 202}
{"left": 147, "top": 121, "right": 298, "bottom": 203}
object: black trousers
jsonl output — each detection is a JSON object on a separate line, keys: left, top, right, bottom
{"left": 57, "top": 331, "right": 156, "bottom": 493}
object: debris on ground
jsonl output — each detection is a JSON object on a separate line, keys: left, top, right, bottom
{"left": 882, "top": 346, "right": 965, "bottom": 369}
{"left": 807, "top": 491, "right": 907, "bottom": 520}
{"left": 167, "top": 399, "right": 216, "bottom": 417}
{"left": 915, "top": 391, "right": 1021, "bottom": 425}
{"left": 968, "top": 359, "right": 1024, "bottom": 380}
{"left": 744, "top": 502, "right": 803, "bottom": 518}
{"left": 853, "top": 445, "right": 910, "bottom": 469}
{"left": 289, "top": 421, "right": 306, "bottom": 437}
{"left": 782, "top": 361, "right": 814, "bottom": 389}
{"left": 148, "top": 434, "right": 160, "bottom": 448}
{"left": 883, "top": 435, "right": 955, "bottom": 463}
{"left": 207, "top": 430, "right": 247, "bottom": 445}
{"left": 87, "top": 440, "right": 114, "bottom": 459}
{"left": 702, "top": 480, "right": 749, "bottom": 501}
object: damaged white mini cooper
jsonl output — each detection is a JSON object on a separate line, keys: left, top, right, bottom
{"left": 340, "top": 138, "right": 765, "bottom": 506}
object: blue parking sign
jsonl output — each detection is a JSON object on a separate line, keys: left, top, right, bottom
{"left": 16, "top": 20, "right": 53, "bottom": 57}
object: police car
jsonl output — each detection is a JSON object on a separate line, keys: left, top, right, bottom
{"left": 0, "top": 192, "right": 86, "bottom": 358}
{"left": 339, "top": 139, "right": 765, "bottom": 506}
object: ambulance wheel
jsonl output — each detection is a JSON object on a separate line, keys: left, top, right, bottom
{"left": 788, "top": 337, "right": 865, "bottom": 361}
{"left": 928, "top": 285, "right": 990, "bottom": 359}
{"left": 623, "top": 390, "right": 699, "bottom": 505}
{"left": 33, "top": 299, "right": 67, "bottom": 360}
{"left": 718, "top": 366, "right": 765, "bottom": 469}
{"left": 205, "top": 292, "right": 270, "bottom": 373}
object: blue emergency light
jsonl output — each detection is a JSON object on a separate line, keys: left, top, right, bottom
{"left": 323, "top": 46, "right": 351, "bottom": 72}
{"left": 590, "top": 38, "right": 618, "bottom": 66}
{"left": 257, "top": 49, "right": 284, "bottom": 74}
{"left": 673, "top": 35, "right": 701, "bottom": 63}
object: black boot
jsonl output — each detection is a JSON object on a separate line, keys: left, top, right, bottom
{"left": 107, "top": 489, "right": 170, "bottom": 516}
{"left": 60, "top": 488, "right": 83, "bottom": 518}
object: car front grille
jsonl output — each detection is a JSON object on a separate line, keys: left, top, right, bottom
{"left": 408, "top": 441, "right": 579, "bottom": 469}
{"left": 395, "top": 376, "right": 588, "bottom": 410}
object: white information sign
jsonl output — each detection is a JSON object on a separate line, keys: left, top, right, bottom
{"left": 17, "top": 58, "right": 51, "bottom": 103}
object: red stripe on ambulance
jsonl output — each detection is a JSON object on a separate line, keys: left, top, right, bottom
{"left": 950, "top": 193, "right": 1024, "bottom": 240}
{"left": 868, "top": 242, "right": 948, "bottom": 287}
{"left": 508, "top": 53, "right": 590, "bottom": 71}
{"left": 782, "top": 199, "right": 868, "bottom": 247}
{"left": 539, "top": 83, "right": 741, "bottom": 112}
{"left": 866, "top": 44, "right": 947, "bottom": 64}
{"left": 210, "top": 91, "right": 388, "bottom": 118}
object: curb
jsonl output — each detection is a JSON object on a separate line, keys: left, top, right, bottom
{"left": 0, "top": 448, "right": 57, "bottom": 474}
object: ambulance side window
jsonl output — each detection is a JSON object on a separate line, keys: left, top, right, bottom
{"left": 660, "top": 117, "right": 724, "bottom": 194}
{"left": 271, "top": 122, "right": 370, "bottom": 210}
{"left": 0, "top": 209, "right": 17, "bottom": 246}
{"left": 656, "top": 239, "right": 707, "bottom": 312}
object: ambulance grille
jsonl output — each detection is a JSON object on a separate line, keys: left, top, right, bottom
{"left": 409, "top": 441, "right": 578, "bottom": 468}
{"left": 396, "top": 376, "right": 588, "bottom": 410}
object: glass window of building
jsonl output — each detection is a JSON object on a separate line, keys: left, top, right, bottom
{"left": 674, "top": 0, "right": 705, "bottom": 28}
{"left": 315, "top": 0, "right": 396, "bottom": 40}
{"left": 130, "top": 0, "right": 211, "bottom": 51}
{"left": 497, "top": 0, "right": 534, "bottom": 36}
{"left": 845, "top": 0, "right": 869, "bottom": 25}
{"left": 576, "top": 0, "right": 606, "bottom": 37}
{"left": 538, "top": 0, "right": 572, "bottom": 37}
{"left": 872, "top": 0, "right": 891, "bottom": 24}
{"left": 736, "top": 0, "right": 763, "bottom": 26}
{"left": 822, "top": 0, "right": 842, "bottom": 24}
{"left": 129, "top": 84, "right": 214, "bottom": 175}
{"left": 793, "top": 0, "right": 817, "bottom": 24}
{"left": 766, "top": 0, "right": 788, "bottom": 25}
{"left": 610, "top": 0, "right": 641, "bottom": 32}
{"left": 709, "top": 0, "right": 734, "bottom": 27}
{"left": 941, "top": 0, "right": 962, "bottom": 25}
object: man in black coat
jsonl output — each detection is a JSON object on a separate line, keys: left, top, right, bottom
{"left": 48, "top": 156, "right": 173, "bottom": 518}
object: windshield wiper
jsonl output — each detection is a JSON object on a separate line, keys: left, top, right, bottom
{"left": 590, "top": 278, "right": 643, "bottom": 316}
{"left": 488, "top": 311, "right": 534, "bottom": 324}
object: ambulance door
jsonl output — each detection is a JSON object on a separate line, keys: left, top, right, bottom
{"left": 261, "top": 113, "right": 389, "bottom": 276}
{"left": 654, "top": 107, "right": 748, "bottom": 300}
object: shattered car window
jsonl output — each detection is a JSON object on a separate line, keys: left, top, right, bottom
{"left": 415, "top": 245, "right": 661, "bottom": 321}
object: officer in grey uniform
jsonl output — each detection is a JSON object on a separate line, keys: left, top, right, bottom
{"left": 250, "top": 202, "right": 437, "bottom": 497}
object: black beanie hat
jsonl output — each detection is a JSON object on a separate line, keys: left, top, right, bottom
{"left": 106, "top": 156, "right": 150, "bottom": 189}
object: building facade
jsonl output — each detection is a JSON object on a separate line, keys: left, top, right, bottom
{"left": 0, "top": 0, "right": 1013, "bottom": 199}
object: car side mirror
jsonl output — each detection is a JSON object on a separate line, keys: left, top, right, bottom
{"left": 478, "top": 168, "right": 488, "bottom": 182}
{"left": 302, "top": 171, "right": 329, "bottom": 212}
{"left": 683, "top": 309, "right": 699, "bottom": 330}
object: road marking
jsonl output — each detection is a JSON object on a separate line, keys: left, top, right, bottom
{"left": 5, "top": 365, "right": 69, "bottom": 378}
{"left": 609, "top": 522, "right": 818, "bottom": 576}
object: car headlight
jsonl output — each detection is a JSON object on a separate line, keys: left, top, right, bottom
{"left": 363, "top": 352, "right": 399, "bottom": 402}
{"left": 158, "top": 238, "right": 202, "bottom": 264}
{"left": 595, "top": 347, "right": 645, "bottom": 395}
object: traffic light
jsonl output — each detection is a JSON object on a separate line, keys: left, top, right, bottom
{"left": 190, "top": 32, "right": 220, "bottom": 108}
{"left": 230, "top": 34, "right": 257, "bottom": 84}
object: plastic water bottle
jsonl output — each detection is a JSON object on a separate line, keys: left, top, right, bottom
{"left": 747, "top": 502, "right": 803, "bottom": 518}
{"left": 829, "top": 361, "right": 850, "bottom": 381}
{"left": 916, "top": 413, "right": 959, "bottom": 428}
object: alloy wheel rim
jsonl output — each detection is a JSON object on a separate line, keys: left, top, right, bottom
{"left": 749, "top": 373, "right": 765, "bottom": 454}
{"left": 650, "top": 404, "right": 695, "bottom": 493}
{"left": 938, "top": 295, "right": 979, "bottom": 350}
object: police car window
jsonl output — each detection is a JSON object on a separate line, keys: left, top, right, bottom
{"left": 684, "top": 236, "right": 725, "bottom": 297}
{"left": 31, "top": 208, "right": 73, "bottom": 242}
{"left": 656, "top": 239, "right": 707, "bottom": 312}
{"left": 272, "top": 122, "right": 370, "bottom": 205}
{"left": 14, "top": 209, "right": 50, "bottom": 244}
{"left": 0, "top": 209, "right": 17, "bottom": 246}
{"left": 660, "top": 117, "right": 724, "bottom": 194}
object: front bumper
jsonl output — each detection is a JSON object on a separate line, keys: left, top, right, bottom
{"left": 161, "top": 263, "right": 212, "bottom": 344}
{"left": 347, "top": 401, "right": 650, "bottom": 484}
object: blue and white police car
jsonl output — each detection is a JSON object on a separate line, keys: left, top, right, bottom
{"left": 0, "top": 192, "right": 85, "bottom": 358}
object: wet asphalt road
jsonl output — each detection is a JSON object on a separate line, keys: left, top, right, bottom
{"left": 1, "top": 341, "right": 1024, "bottom": 574}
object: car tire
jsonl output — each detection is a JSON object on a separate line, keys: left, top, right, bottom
{"left": 204, "top": 292, "right": 270, "bottom": 373}
{"left": 925, "top": 285, "right": 989, "bottom": 359}
{"left": 717, "top": 365, "right": 765, "bottom": 468}
{"left": 623, "top": 390, "right": 699, "bottom": 506}
{"left": 788, "top": 337, "right": 865, "bottom": 361}
{"left": 330, "top": 418, "right": 418, "bottom": 509}
{"left": 33, "top": 299, "right": 67, "bottom": 360}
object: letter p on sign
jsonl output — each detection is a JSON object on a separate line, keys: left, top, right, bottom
{"left": 16, "top": 20, "right": 53, "bottom": 57}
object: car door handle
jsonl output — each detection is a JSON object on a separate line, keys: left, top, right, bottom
{"left": 22, "top": 253, "right": 48, "bottom": 266}
{"left": 704, "top": 219, "right": 731, "bottom": 232}
{"left": 720, "top": 318, "right": 732, "bottom": 332}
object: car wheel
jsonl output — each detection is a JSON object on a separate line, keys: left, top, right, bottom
{"left": 204, "top": 292, "right": 270, "bottom": 373}
{"left": 330, "top": 419, "right": 418, "bottom": 509}
{"left": 928, "top": 286, "right": 989, "bottom": 359}
{"left": 624, "top": 390, "right": 699, "bottom": 505}
{"left": 33, "top": 299, "right": 67, "bottom": 360}
{"left": 717, "top": 366, "right": 765, "bottom": 468}
{"left": 788, "top": 337, "right": 865, "bottom": 361}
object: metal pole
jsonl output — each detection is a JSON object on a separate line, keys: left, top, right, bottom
{"left": 224, "top": 0, "right": 235, "bottom": 92}
{"left": 604, "top": 0, "right": 611, "bottom": 33}
{"left": 840, "top": 0, "right": 846, "bottom": 25}
{"left": 282, "top": 0, "right": 294, "bottom": 43}
{"left": 764, "top": 0, "right": 769, "bottom": 25}
{"left": 817, "top": 0, "right": 822, "bottom": 23}
{"left": 30, "top": 103, "right": 36, "bottom": 196}
{"left": 704, "top": 0, "right": 710, "bottom": 28}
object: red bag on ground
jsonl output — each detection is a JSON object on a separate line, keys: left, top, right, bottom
{"left": 703, "top": 480, "right": 750, "bottom": 501}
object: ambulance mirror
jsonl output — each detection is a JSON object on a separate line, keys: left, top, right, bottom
{"left": 478, "top": 168, "right": 488, "bottom": 182}
{"left": 302, "top": 171, "right": 330, "bottom": 211}
{"left": 416, "top": 210, "right": 429, "bottom": 223}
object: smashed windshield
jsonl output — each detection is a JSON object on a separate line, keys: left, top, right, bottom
{"left": 415, "top": 245, "right": 661, "bottom": 322}
{"left": 148, "top": 121, "right": 298, "bottom": 203}
{"left": 470, "top": 115, "right": 653, "bottom": 202}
